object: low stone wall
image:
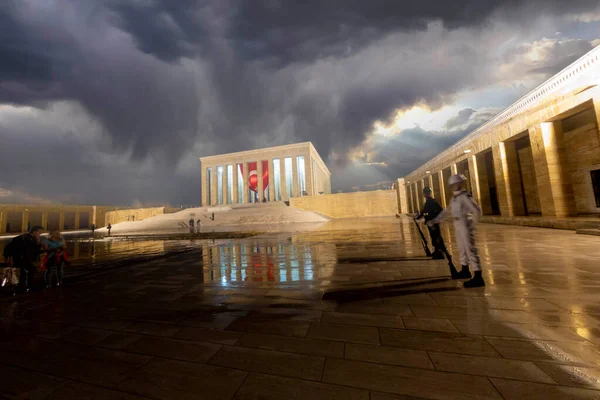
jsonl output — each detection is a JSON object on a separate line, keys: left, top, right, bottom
{"left": 290, "top": 190, "right": 398, "bottom": 219}
{"left": 479, "top": 215, "right": 600, "bottom": 231}
{"left": 104, "top": 207, "right": 179, "bottom": 225}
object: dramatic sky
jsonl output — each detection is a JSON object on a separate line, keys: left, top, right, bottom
{"left": 1, "top": 1, "right": 599, "bottom": 206}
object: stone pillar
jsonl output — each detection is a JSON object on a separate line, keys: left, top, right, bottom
{"left": 492, "top": 142, "right": 525, "bottom": 217}
{"left": 0, "top": 210, "right": 6, "bottom": 234}
{"left": 396, "top": 178, "right": 408, "bottom": 214}
{"left": 268, "top": 159, "right": 275, "bottom": 202}
{"left": 22, "top": 210, "right": 29, "bottom": 233}
{"left": 59, "top": 212, "right": 65, "bottom": 231}
{"left": 41, "top": 212, "right": 48, "bottom": 231}
{"left": 281, "top": 159, "right": 288, "bottom": 201}
{"left": 232, "top": 164, "right": 239, "bottom": 204}
{"left": 243, "top": 162, "right": 250, "bottom": 204}
{"left": 451, "top": 164, "right": 458, "bottom": 174}
{"left": 257, "top": 160, "right": 264, "bottom": 202}
{"left": 475, "top": 153, "right": 493, "bottom": 215}
{"left": 438, "top": 171, "right": 447, "bottom": 208}
{"left": 74, "top": 212, "right": 80, "bottom": 230}
{"left": 292, "top": 156, "right": 299, "bottom": 198}
{"left": 468, "top": 155, "right": 481, "bottom": 205}
{"left": 223, "top": 165, "right": 230, "bottom": 204}
{"left": 412, "top": 183, "right": 419, "bottom": 212}
{"left": 210, "top": 166, "right": 218, "bottom": 206}
{"left": 201, "top": 165, "right": 208, "bottom": 206}
{"left": 429, "top": 174, "right": 435, "bottom": 197}
{"left": 529, "top": 123, "right": 577, "bottom": 217}
{"left": 407, "top": 184, "right": 413, "bottom": 213}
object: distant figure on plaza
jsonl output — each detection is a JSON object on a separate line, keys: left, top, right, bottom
{"left": 415, "top": 187, "right": 458, "bottom": 271}
{"left": 107, "top": 223, "right": 112, "bottom": 236}
{"left": 196, "top": 219, "right": 202, "bottom": 233}
{"left": 429, "top": 174, "right": 484, "bottom": 288}
{"left": 3, "top": 226, "right": 43, "bottom": 293}
{"left": 91, "top": 224, "right": 95, "bottom": 234}
{"left": 42, "top": 230, "right": 69, "bottom": 288}
{"left": 189, "top": 218, "right": 195, "bottom": 234}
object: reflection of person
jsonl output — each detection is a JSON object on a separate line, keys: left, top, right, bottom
{"left": 430, "top": 174, "right": 484, "bottom": 288}
{"left": 196, "top": 219, "right": 201, "bottom": 233}
{"left": 189, "top": 218, "right": 195, "bottom": 234}
{"left": 42, "top": 230, "right": 69, "bottom": 288}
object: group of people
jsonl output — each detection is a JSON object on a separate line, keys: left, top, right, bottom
{"left": 414, "top": 173, "right": 485, "bottom": 288}
{"left": 188, "top": 218, "right": 202, "bottom": 234}
{"left": 2, "top": 226, "right": 70, "bottom": 293}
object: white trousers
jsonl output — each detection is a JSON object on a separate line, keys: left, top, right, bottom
{"left": 453, "top": 220, "right": 481, "bottom": 271}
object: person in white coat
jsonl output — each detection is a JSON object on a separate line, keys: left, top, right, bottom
{"left": 428, "top": 174, "right": 485, "bottom": 288}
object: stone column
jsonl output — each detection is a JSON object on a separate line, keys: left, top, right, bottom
{"left": 41, "top": 212, "right": 48, "bottom": 231}
{"left": 412, "top": 183, "right": 419, "bottom": 212}
{"left": 74, "top": 212, "right": 80, "bottom": 230}
{"left": 21, "top": 210, "right": 29, "bottom": 233}
{"left": 529, "top": 123, "right": 577, "bottom": 217}
{"left": 427, "top": 175, "right": 434, "bottom": 197}
{"left": 407, "top": 183, "right": 413, "bottom": 213}
{"left": 243, "top": 162, "right": 250, "bottom": 204}
{"left": 232, "top": 164, "right": 239, "bottom": 204}
{"left": 493, "top": 142, "right": 525, "bottom": 217}
{"left": 59, "top": 212, "right": 65, "bottom": 231}
{"left": 223, "top": 165, "right": 230, "bottom": 204}
{"left": 475, "top": 153, "right": 493, "bottom": 215}
{"left": 201, "top": 165, "right": 208, "bottom": 206}
{"left": 268, "top": 159, "right": 275, "bottom": 202}
{"left": 468, "top": 155, "right": 481, "bottom": 205}
{"left": 257, "top": 160, "right": 264, "bottom": 202}
{"left": 281, "top": 159, "right": 288, "bottom": 201}
{"left": 396, "top": 178, "right": 408, "bottom": 214}
{"left": 0, "top": 210, "right": 6, "bottom": 234}
{"left": 292, "top": 156, "right": 299, "bottom": 198}
{"left": 451, "top": 164, "right": 458, "bottom": 174}
{"left": 209, "top": 166, "right": 217, "bottom": 206}
{"left": 438, "top": 171, "right": 447, "bottom": 208}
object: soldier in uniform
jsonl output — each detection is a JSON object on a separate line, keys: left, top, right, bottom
{"left": 430, "top": 174, "right": 485, "bottom": 288}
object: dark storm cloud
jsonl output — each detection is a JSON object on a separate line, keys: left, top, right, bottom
{"left": 0, "top": 0, "right": 599, "bottom": 204}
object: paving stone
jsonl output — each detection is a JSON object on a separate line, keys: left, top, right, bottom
{"left": 485, "top": 337, "right": 600, "bottom": 366}
{"left": 402, "top": 317, "right": 459, "bottom": 333}
{"left": 45, "top": 381, "right": 149, "bottom": 399}
{"left": 119, "top": 358, "right": 247, "bottom": 400}
{"left": 124, "top": 335, "right": 222, "bottom": 363}
{"left": 380, "top": 328, "right": 499, "bottom": 356}
{"left": 491, "top": 378, "right": 600, "bottom": 399}
{"left": 0, "top": 364, "right": 63, "bottom": 400}
{"left": 209, "top": 345, "right": 325, "bottom": 381}
{"left": 535, "top": 363, "right": 600, "bottom": 389}
{"left": 345, "top": 343, "right": 433, "bottom": 369}
{"left": 428, "top": 351, "right": 555, "bottom": 383}
{"left": 227, "top": 317, "right": 311, "bottom": 337}
{"left": 233, "top": 372, "right": 369, "bottom": 400}
{"left": 236, "top": 332, "right": 345, "bottom": 357}
{"left": 322, "top": 358, "right": 502, "bottom": 399}
{"left": 322, "top": 311, "right": 405, "bottom": 328}
{"left": 308, "top": 322, "right": 380, "bottom": 345}
{"left": 173, "top": 326, "right": 243, "bottom": 345}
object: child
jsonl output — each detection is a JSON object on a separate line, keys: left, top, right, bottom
{"left": 429, "top": 174, "right": 485, "bottom": 288}
{"left": 42, "top": 230, "right": 70, "bottom": 288}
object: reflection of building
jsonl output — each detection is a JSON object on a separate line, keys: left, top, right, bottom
{"left": 402, "top": 46, "right": 600, "bottom": 219}
{"left": 200, "top": 142, "right": 331, "bottom": 206}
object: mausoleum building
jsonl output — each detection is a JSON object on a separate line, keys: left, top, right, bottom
{"left": 200, "top": 142, "right": 331, "bottom": 206}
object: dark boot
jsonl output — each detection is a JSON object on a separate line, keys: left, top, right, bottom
{"left": 463, "top": 271, "right": 485, "bottom": 288}
{"left": 449, "top": 264, "right": 460, "bottom": 279}
{"left": 456, "top": 265, "right": 472, "bottom": 279}
{"left": 431, "top": 251, "right": 445, "bottom": 260}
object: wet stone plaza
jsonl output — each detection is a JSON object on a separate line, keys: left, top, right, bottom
{"left": 3, "top": 217, "right": 600, "bottom": 399}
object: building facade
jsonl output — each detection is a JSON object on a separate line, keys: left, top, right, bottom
{"left": 402, "top": 45, "right": 600, "bottom": 219}
{"left": 200, "top": 142, "right": 331, "bottom": 206}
